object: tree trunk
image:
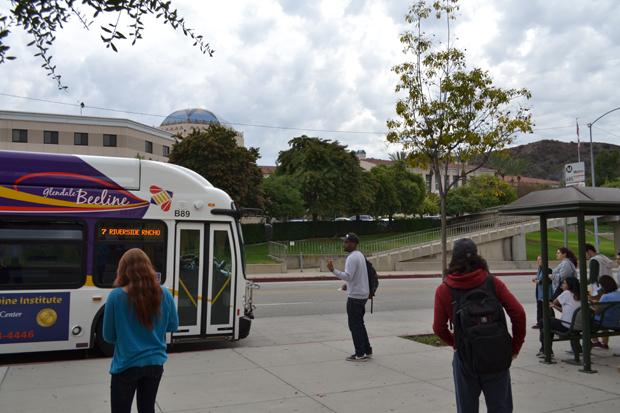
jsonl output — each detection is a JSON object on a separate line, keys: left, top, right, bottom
{"left": 440, "top": 190, "right": 448, "bottom": 278}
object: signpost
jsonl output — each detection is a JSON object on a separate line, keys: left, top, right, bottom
{"left": 563, "top": 162, "right": 587, "bottom": 245}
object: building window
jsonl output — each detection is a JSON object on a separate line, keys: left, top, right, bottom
{"left": 145, "top": 140, "right": 153, "bottom": 154}
{"left": 425, "top": 174, "right": 433, "bottom": 193}
{"left": 452, "top": 175, "right": 460, "bottom": 188}
{"left": 74, "top": 132, "right": 89, "bottom": 146}
{"left": 11, "top": 129, "right": 28, "bottom": 143}
{"left": 162, "top": 145, "right": 170, "bottom": 157}
{"left": 435, "top": 175, "right": 441, "bottom": 191}
{"left": 44, "top": 130, "right": 59, "bottom": 144}
{"left": 103, "top": 134, "right": 117, "bottom": 147}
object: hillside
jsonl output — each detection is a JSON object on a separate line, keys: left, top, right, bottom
{"left": 490, "top": 140, "right": 620, "bottom": 181}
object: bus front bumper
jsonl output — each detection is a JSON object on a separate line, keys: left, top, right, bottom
{"left": 239, "top": 316, "right": 252, "bottom": 339}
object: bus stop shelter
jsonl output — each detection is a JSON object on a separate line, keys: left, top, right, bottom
{"left": 500, "top": 186, "right": 620, "bottom": 372}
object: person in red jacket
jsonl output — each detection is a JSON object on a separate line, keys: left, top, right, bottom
{"left": 433, "top": 238, "right": 526, "bottom": 413}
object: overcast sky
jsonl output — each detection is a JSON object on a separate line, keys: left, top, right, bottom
{"left": 1, "top": 0, "right": 619, "bottom": 164}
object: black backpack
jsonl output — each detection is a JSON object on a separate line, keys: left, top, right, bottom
{"left": 366, "top": 259, "right": 379, "bottom": 313}
{"left": 449, "top": 276, "right": 513, "bottom": 374}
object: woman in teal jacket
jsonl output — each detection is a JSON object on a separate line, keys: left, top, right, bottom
{"left": 103, "top": 248, "right": 178, "bottom": 413}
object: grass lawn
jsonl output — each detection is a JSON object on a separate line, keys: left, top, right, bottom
{"left": 526, "top": 229, "right": 616, "bottom": 262}
{"left": 243, "top": 232, "right": 419, "bottom": 264}
{"left": 284, "top": 231, "right": 440, "bottom": 256}
{"left": 400, "top": 334, "right": 447, "bottom": 347}
{"left": 244, "top": 243, "right": 277, "bottom": 264}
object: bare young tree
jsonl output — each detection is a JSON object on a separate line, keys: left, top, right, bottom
{"left": 387, "top": 0, "right": 533, "bottom": 274}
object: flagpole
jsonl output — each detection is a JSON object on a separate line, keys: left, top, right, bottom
{"left": 576, "top": 118, "right": 581, "bottom": 163}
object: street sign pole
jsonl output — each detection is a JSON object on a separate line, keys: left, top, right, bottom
{"left": 587, "top": 124, "right": 600, "bottom": 251}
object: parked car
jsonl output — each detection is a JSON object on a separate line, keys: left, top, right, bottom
{"left": 334, "top": 217, "right": 351, "bottom": 221}
{"left": 349, "top": 215, "right": 375, "bottom": 221}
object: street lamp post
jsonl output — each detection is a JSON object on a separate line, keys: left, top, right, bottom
{"left": 587, "top": 106, "right": 620, "bottom": 251}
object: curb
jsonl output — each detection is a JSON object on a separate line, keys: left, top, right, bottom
{"left": 248, "top": 271, "right": 537, "bottom": 283}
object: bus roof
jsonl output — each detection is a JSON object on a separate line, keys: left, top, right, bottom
{"left": 0, "top": 150, "right": 235, "bottom": 220}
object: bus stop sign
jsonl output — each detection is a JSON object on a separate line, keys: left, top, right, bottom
{"left": 564, "top": 162, "right": 586, "bottom": 187}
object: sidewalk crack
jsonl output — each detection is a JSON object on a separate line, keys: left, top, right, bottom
{"left": 0, "top": 366, "right": 8, "bottom": 390}
{"left": 232, "top": 348, "right": 338, "bottom": 413}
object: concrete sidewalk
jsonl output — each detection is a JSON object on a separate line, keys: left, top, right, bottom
{"left": 248, "top": 268, "right": 536, "bottom": 282}
{"left": 1, "top": 304, "right": 619, "bottom": 412}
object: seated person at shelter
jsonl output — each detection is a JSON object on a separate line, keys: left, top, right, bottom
{"left": 591, "top": 275, "right": 620, "bottom": 350}
{"left": 538, "top": 277, "right": 582, "bottom": 357}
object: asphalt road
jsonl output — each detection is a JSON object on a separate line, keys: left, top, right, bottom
{"left": 253, "top": 275, "right": 537, "bottom": 318}
{"left": 0, "top": 275, "right": 536, "bottom": 365}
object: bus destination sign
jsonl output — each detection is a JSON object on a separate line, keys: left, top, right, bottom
{"left": 96, "top": 221, "right": 166, "bottom": 241}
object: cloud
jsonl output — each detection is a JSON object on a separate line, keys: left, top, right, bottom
{"left": 1, "top": 0, "right": 619, "bottom": 166}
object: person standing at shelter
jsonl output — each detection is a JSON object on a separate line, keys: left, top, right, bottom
{"left": 103, "top": 248, "right": 179, "bottom": 413}
{"left": 551, "top": 247, "right": 577, "bottom": 300}
{"left": 532, "top": 255, "right": 552, "bottom": 329}
{"left": 327, "top": 233, "right": 372, "bottom": 362}
{"left": 616, "top": 252, "right": 620, "bottom": 281}
{"left": 585, "top": 243, "right": 614, "bottom": 296}
{"left": 433, "top": 238, "right": 526, "bottom": 413}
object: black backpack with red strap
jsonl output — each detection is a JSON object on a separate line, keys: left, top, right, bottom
{"left": 448, "top": 275, "right": 513, "bottom": 374}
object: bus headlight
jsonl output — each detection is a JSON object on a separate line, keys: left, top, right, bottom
{"left": 72, "top": 325, "right": 83, "bottom": 336}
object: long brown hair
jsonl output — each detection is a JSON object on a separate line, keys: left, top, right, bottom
{"left": 558, "top": 247, "right": 578, "bottom": 267}
{"left": 114, "top": 248, "right": 162, "bottom": 329}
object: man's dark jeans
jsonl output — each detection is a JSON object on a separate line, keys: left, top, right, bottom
{"left": 111, "top": 365, "right": 164, "bottom": 413}
{"left": 347, "top": 297, "right": 372, "bottom": 357}
{"left": 453, "top": 353, "right": 513, "bottom": 413}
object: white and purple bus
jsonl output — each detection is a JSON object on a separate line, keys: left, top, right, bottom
{"left": 0, "top": 150, "right": 254, "bottom": 355}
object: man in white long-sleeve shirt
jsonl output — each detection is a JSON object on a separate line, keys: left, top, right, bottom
{"left": 327, "top": 233, "right": 372, "bottom": 362}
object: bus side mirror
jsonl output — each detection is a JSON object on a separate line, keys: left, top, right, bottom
{"left": 264, "top": 223, "right": 273, "bottom": 242}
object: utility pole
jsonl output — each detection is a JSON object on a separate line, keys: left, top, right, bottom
{"left": 586, "top": 106, "right": 620, "bottom": 251}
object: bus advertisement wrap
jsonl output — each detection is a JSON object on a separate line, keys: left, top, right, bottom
{"left": 0, "top": 292, "right": 70, "bottom": 343}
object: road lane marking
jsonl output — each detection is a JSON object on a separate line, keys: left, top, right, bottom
{"left": 255, "top": 301, "right": 317, "bottom": 306}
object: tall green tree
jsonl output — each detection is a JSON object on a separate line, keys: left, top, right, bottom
{"left": 418, "top": 193, "right": 440, "bottom": 217}
{"left": 386, "top": 0, "right": 532, "bottom": 273}
{"left": 276, "top": 136, "right": 366, "bottom": 220}
{"left": 602, "top": 178, "right": 620, "bottom": 189}
{"left": 369, "top": 162, "right": 425, "bottom": 220}
{"left": 392, "top": 161, "right": 426, "bottom": 216}
{"left": 349, "top": 172, "right": 378, "bottom": 219}
{"left": 0, "top": 1, "right": 213, "bottom": 89}
{"left": 370, "top": 165, "right": 401, "bottom": 219}
{"left": 262, "top": 175, "right": 305, "bottom": 220}
{"left": 169, "top": 125, "right": 263, "bottom": 208}
{"left": 447, "top": 175, "right": 517, "bottom": 215}
{"left": 595, "top": 149, "right": 620, "bottom": 185}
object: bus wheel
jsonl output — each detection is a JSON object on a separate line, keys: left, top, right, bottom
{"left": 95, "top": 317, "right": 114, "bottom": 357}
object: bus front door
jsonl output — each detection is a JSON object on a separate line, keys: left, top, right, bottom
{"left": 204, "top": 224, "right": 236, "bottom": 335}
{"left": 174, "top": 223, "right": 205, "bottom": 336}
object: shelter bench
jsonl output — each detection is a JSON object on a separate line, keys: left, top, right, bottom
{"left": 551, "top": 301, "right": 620, "bottom": 364}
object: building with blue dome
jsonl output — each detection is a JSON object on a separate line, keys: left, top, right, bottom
{"left": 160, "top": 108, "right": 244, "bottom": 146}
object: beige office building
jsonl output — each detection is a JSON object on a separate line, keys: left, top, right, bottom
{"left": 0, "top": 110, "right": 174, "bottom": 161}
{"left": 355, "top": 151, "right": 496, "bottom": 194}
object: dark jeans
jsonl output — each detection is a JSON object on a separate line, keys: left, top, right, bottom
{"left": 111, "top": 365, "right": 164, "bottom": 413}
{"left": 537, "top": 318, "right": 582, "bottom": 354}
{"left": 536, "top": 300, "right": 543, "bottom": 324}
{"left": 347, "top": 297, "right": 372, "bottom": 357}
{"left": 453, "top": 353, "right": 513, "bottom": 413}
